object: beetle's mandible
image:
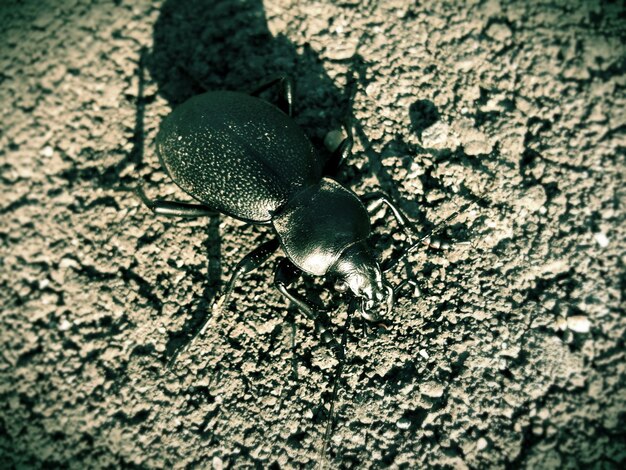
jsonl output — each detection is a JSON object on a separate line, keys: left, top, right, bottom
{"left": 136, "top": 77, "right": 416, "bottom": 350}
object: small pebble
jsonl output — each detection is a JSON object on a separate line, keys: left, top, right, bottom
{"left": 421, "top": 382, "right": 444, "bottom": 398}
{"left": 538, "top": 408, "right": 550, "bottom": 420}
{"left": 397, "top": 418, "right": 411, "bottom": 430}
{"left": 212, "top": 456, "right": 223, "bottom": 470}
{"left": 485, "top": 22, "right": 512, "bottom": 42}
{"left": 59, "top": 257, "right": 80, "bottom": 269}
{"left": 593, "top": 232, "right": 609, "bottom": 248}
{"left": 567, "top": 315, "right": 591, "bottom": 333}
{"left": 476, "top": 437, "right": 488, "bottom": 451}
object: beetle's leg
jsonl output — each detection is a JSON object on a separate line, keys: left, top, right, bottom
{"left": 361, "top": 192, "right": 415, "bottom": 243}
{"left": 215, "top": 238, "right": 281, "bottom": 312}
{"left": 323, "top": 123, "right": 353, "bottom": 176}
{"left": 273, "top": 257, "right": 340, "bottom": 351}
{"left": 394, "top": 278, "right": 420, "bottom": 299}
{"left": 167, "top": 238, "right": 280, "bottom": 367}
{"left": 249, "top": 76, "right": 294, "bottom": 117}
{"left": 135, "top": 187, "right": 216, "bottom": 218}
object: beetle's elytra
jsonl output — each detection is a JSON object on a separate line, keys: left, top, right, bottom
{"left": 157, "top": 91, "right": 320, "bottom": 223}
{"left": 136, "top": 77, "right": 414, "bottom": 351}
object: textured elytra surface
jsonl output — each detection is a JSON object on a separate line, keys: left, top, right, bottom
{"left": 1, "top": 0, "right": 625, "bottom": 469}
{"left": 158, "top": 91, "right": 321, "bottom": 223}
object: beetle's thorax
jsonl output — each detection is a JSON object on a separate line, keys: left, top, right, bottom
{"left": 271, "top": 178, "right": 370, "bottom": 276}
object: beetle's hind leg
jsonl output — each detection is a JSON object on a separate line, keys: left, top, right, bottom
{"left": 134, "top": 187, "right": 217, "bottom": 218}
{"left": 274, "top": 258, "right": 341, "bottom": 352}
{"left": 249, "top": 76, "right": 294, "bottom": 117}
{"left": 195, "top": 238, "right": 280, "bottom": 339}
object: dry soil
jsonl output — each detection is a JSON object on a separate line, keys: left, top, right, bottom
{"left": 1, "top": 0, "right": 625, "bottom": 468}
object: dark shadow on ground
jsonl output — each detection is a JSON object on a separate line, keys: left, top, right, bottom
{"left": 148, "top": 0, "right": 351, "bottom": 146}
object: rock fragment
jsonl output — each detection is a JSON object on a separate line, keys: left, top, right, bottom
{"left": 567, "top": 316, "right": 591, "bottom": 333}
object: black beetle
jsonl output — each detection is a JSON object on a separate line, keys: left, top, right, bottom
{"left": 136, "top": 77, "right": 416, "bottom": 350}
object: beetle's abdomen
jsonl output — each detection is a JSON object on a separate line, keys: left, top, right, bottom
{"left": 156, "top": 91, "right": 322, "bottom": 223}
{"left": 272, "top": 178, "right": 371, "bottom": 276}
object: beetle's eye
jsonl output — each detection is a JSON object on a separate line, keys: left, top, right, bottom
{"left": 334, "top": 281, "right": 348, "bottom": 293}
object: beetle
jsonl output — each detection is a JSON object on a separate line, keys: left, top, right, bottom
{"left": 135, "top": 76, "right": 417, "bottom": 351}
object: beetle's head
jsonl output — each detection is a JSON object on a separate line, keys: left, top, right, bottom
{"left": 330, "top": 242, "right": 393, "bottom": 322}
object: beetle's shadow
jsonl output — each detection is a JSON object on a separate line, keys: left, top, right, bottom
{"left": 164, "top": 216, "right": 222, "bottom": 360}
{"left": 148, "top": 0, "right": 352, "bottom": 147}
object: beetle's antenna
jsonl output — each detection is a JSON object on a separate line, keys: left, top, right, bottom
{"left": 319, "top": 301, "right": 353, "bottom": 468}
{"left": 383, "top": 194, "right": 490, "bottom": 274}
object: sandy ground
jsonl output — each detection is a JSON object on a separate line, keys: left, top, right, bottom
{"left": 1, "top": 0, "right": 625, "bottom": 468}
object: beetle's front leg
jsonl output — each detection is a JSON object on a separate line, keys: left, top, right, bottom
{"left": 273, "top": 258, "right": 340, "bottom": 351}
{"left": 361, "top": 192, "right": 415, "bottom": 243}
